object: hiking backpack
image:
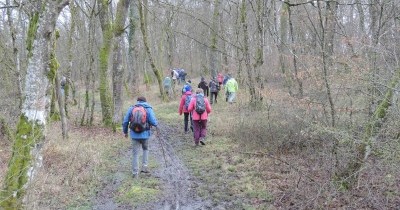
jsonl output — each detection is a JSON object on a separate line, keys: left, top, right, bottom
{"left": 129, "top": 105, "right": 148, "bottom": 133}
{"left": 195, "top": 95, "right": 206, "bottom": 115}
{"left": 184, "top": 94, "right": 192, "bottom": 110}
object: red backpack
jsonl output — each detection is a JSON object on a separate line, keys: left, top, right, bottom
{"left": 129, "top": 105, "right": 148, "bottom": 133}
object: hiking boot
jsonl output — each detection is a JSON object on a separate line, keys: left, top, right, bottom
{"left": 132, "top": 173, "right": 139, "bottom": 179}
{"left": 141, "top": 166, "right": 150, "bottom": 173}
{"left": 200, "top": 138, "right": 206, "bottom": 145}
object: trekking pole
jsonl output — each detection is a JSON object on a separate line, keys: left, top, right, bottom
{"left": 156, "top": 127, "right": 168, "bottom": 167}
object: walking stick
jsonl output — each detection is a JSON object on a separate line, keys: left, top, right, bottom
{"left": 155, "top": 127, "right": 168, "bottom": 167}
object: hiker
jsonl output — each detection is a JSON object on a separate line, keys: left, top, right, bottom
{"left": 178, "top": 69, "right": 187, "bottom": 84}
{"left": 224, "top": 74, "right": 239, "bottom": 104}
{"left": 197, "top": 77, "right": 209, "bottom": 97}
{"left": 187, "top": 88, "right": 212, "bottom": 146}
{"left": 122, "top": 96, "right": 158, "bottom": 178}
{"left": 163, "top": 76, "right": 172, "bottom": 96}
{"left": 179, "top": 89, "right": 194, "bottom": 133}
{"left": 181, "top": 80, "right": 192, "bottom": 95}
{"left": 171, "top": 68, "right": 179, "bottom": 90}
{"left": 217, "top": 73, "right": 224, "bottom": 86}
{"left": 222, "top": 74, "right": 230, "bottom": 86}
{"left": 60, "top": 75, "right": 67, "bottom": 96}
{"left": 209, "top": 77, "right": 220, "bottom": 104}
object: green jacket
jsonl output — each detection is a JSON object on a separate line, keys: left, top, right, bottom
{"left": 224, "top": 78, "right": 238, "bottom": 93}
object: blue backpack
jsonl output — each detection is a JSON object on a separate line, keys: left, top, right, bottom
{"left": 184, "top": 95, "right": 192, "bottom": 110}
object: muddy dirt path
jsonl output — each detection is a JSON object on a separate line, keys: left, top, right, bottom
{"left": 92, "top": 122, "right": 214, "bottom": 210}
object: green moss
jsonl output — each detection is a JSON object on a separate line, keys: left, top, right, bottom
{"left": 1, "top": 115, "right": 44, "bottom": 209}
{"left": 47, "top": 32, "right": 60, "bottom": 81}
{"left": 26, "top": 13, "right": 39, "bottom": 58}
{"left": 117, "top": 177, "right": 160, "bottom": 207}
{"left": 98, "top": 22, "right": 114, "bottom": 127}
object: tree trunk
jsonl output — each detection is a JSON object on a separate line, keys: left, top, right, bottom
{"left": 317, "top": 1, "right": 337, "bottom": 127}
{"left": 81, "top": 3, "right": 96, "bottom": 126}
{"left": 127, "top": 1, "right": 140, "bottom": 93}
{"left": 112, "top": 0, "right": 129, "bottom": 131}
{"left": 1, "top": 1, "right": 69, "bottom": 208}
{"left": 220, "top": 10, "right": 229, "bottom": 75}
{"left": 278, "top": 2, "right": 293, "bottom": 95}
{"left": 209, "top": 0, "right": 220, "bottom": 78}
{"left": 52, "top": 32, "right": 68, "bottom": 139}
{"left": 6, "top": 0, "right": 22, "bottom": 108}
{"left": 253, "top": 0, "right": 265, "bottom": 104}
{"left": 287, "top": 5, "right": 303, "bottom": 97}
{"left": 138, "top": 0, "right": 164, "bottom": 98}
{"left": 241, "top": 0, "right": 256, "bottom": 103}
{"left": 98, "top": 0, "right": 114, "bottom": 127}
{"left": 65, "top": 0, "right": 78, "bottom": 117}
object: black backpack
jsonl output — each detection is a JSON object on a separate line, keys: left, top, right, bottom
{"left": 195, "top": 95, "right": 206, "bottom": 115}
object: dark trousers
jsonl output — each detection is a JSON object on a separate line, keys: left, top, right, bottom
{"left": 210, "top": 92, "right": 218, "bottom": 104}
{"left": 184, "top": 112, "right": 193, "bottom": 132}
{"left": 192, "top": 120, "right": 208, "bottom": 144}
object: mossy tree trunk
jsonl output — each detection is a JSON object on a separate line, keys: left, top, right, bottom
{"left": 138, "top": 0, "right": 164, "bottom": 99}
{"left": 1, "top": 1, "right": 69, "bottom": 208}
{"left": 338, "top": 70, "right": 400, "bottom": 187}
{"left": 127, "top": 1, "right": 140, "bottom": 94}
{"left": 98, "top": 0, "right": 114, "bottom": 127}
{"left": 240, "top": 0, "right": 256, "bottom": 104}
{"left": 112, "top": 0, "right": 129, "bottom": 131}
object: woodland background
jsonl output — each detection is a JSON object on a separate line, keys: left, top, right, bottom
{"left": 0, "top": 0, "right": 399, "bottom": 209}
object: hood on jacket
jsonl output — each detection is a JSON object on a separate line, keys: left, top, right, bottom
{"left": 135, "top": 101, "right": 152, "bottom": 109}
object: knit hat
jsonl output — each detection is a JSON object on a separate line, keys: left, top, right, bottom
{"left": 137, "top": 96, "right": 147, "bottom": 102}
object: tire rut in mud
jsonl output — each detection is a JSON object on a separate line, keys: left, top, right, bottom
{"left": 92, "top": 121, "right": 213, "bottom": 210}
{"left": 136, "top": 122, "right": 213, "bottom": 210}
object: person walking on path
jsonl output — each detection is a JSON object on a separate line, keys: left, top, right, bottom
{"left": 122, "top": 96, "right": 158, "bottom": 178}
{"left": 171, "top": 68, "right": 179, "bottom": 91}
{"left": 187, "top": 89, "right": 212, "bottom": 146}
{"left": 217, "top": 73, "right": 224, "bottom": 86}
{"left": 163, "top": 76, "right": 172, "bottom": 96}
{"left": 179, "top": 90, "right": 194, "bottom": 133}
{"left": 197, "top": 77, "right": 209, "bottom": 97}
{"left": 208, "top": 77, "right": 220, "bottom": 104}
{"left": 224, "top": 74, "right": 239, "bottom": 104}
{"left": 181, "top": 80, "right": 192, "bottom": 95}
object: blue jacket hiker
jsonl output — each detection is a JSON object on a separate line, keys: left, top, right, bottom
{"left": 122, "top": 96, "right": 158, "bottom": 178}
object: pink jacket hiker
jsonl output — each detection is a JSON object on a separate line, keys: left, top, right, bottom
{"left": 187, "top": 95, "right": 212, "bottom": 120}
{"left": 178, "top": 91, "right": 193, "bottom": 114}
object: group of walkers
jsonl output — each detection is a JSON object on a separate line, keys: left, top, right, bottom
{"left": 122, "top": 69, "right": 238, "bottom": 178}
{"left": 178, "top": 72, "right": 238, "bottom": 146}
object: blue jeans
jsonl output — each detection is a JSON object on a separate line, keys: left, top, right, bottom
{"left": 132, "top": 139, "right": 149, "bottom": 175}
